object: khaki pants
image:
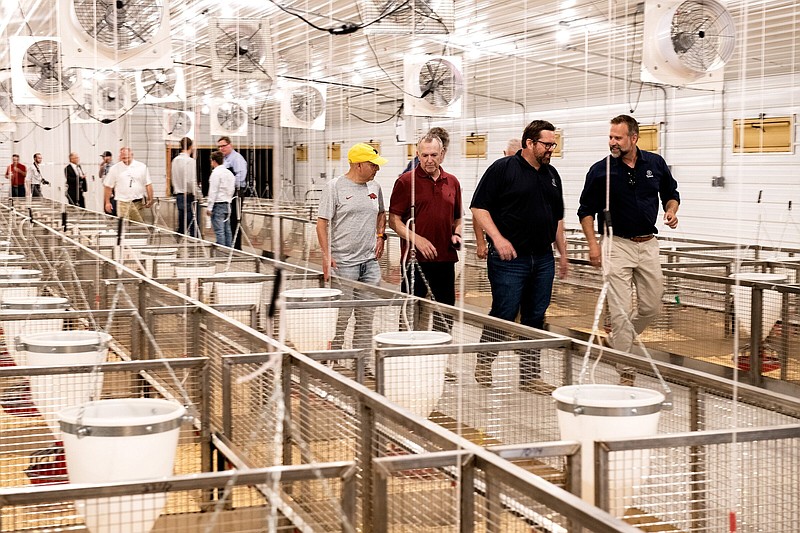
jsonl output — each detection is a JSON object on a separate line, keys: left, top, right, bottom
{"left": 117, "top": 200, "right": 144, "bottom": 222}
{"left": 606, "top": 237, "right": 663, "bottom": 353}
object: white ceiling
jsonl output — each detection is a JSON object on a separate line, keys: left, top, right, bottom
{"left": 1, "top": 0, "right": 798, "bottom": 124}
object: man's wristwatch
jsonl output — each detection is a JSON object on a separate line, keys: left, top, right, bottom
{"left": 377, "top": 233, "right": 387, "bottom": 241}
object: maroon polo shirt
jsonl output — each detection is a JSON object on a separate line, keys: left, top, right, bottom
{"left": 389, "top": 165, "right": 462, "bottom": 263}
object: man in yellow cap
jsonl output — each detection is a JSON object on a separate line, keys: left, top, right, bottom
{"left": 316, "top": 143, "right": 388, "bottom": 355}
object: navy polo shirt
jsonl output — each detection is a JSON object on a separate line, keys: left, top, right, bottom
{"left": 470, "top": 152, "right": 564, "bottom": 255}
{"left": 578, "top": 148, "right": 680, "bottom": 238}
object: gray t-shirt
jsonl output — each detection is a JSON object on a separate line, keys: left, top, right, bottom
{"left": 318, "top": 175, "right": 385, "bottom": 267}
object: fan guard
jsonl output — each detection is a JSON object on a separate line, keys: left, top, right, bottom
{"left": 291, "top": 86, "right": 325, "bottom": 122}
{"left": 641, "top": 0, "right": 736, "bottom": 86}
{"left": 94, "top": 77, "right": 131, "bottom": 116}
{"left": 141, "top": 69, "right": 175, "bottom": 98}
{"left": 22, "top": 40, "right": 78, "bottom": 96}
{"left": 403, "top": 55, "right": 463, "bottom": 118}
{"left": 211, "top": 19, "right": 275, "bottom": 80}
{"left": 72, "top": 0, "right": 163, "bottom": 52}
{"left": 659, "top": 0, "right": 736, "bottom": 73}
{"left": 163, "top": 109, "right": 195, "bottom": 140}
{"left": 361, "top": 0, "right": 453, "bottom": 35}
{"left": 210, "top": 101, "right": 248, "bottom": 136}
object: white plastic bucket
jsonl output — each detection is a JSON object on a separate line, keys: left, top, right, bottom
{"left": 21, "top": 331, "right": 111, "bottom": 437}
{"left": 281, "top": 288, "right": 342, "bottom": 351}
{"left": 730, "top": 273, "right": 787, "bottom": 338}
{"left": 58, "top": 398, "right": 186, "bottom": 533}
{"left": 552, "top": 384, "right": 664, "bottom": 515}
{"left": 0, "top": 253, "right": 25, "bottom": 264}
{"left": 0, "top": 269, "right": 41, "bottom": 301}
{"left": 175, "top": 262, "right": 216, "bottom": 301}
{"left": 213, "top": 271, "right": 265, "bottom": 324}
{"left": 374, "top": 331, "right": 451, "bottom": 418}
{"left": 1, "top": 296, "right": 69, "bottom": 365}
{"left": 137, "top": 247, "right": 178, "bottom": 277}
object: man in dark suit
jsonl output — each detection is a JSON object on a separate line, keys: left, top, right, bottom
{"left": 64, "top": 152, "right": 87, "bottom": 207}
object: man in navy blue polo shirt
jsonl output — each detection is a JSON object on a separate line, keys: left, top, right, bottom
{"left": 578, "top": 114, "right": 680, "bottom": 363}
{"left": 471, "top": 120, "right": 569, "bottom": 394}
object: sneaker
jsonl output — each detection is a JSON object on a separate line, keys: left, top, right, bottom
{"left": 519, "top": 378, "right": 557, "bottom": 395}
{"left": 474, "top": 362, "right": 492, "bottom": 388}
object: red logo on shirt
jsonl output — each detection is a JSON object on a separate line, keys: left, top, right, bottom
{"left": 368, "top": 193, "right": 377, "bottom": 199}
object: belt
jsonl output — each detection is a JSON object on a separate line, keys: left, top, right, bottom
{"left": 626, "top": 235, "right": 654, "bottom": 243}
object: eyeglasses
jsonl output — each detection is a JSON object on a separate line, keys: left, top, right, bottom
{"left": 217, "top": 143, "right": 230, "bottom": 148}
{"left": 535, "top": 140, "right": 558, "bottom": 151}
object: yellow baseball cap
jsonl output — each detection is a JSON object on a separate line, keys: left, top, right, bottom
{"left": 347, "top": 143, "right": 388, "bottom": 166}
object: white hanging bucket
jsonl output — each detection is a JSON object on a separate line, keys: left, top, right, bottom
{"left": 20, "top": 331, "right": 111, "bottom": 438}
{"left": 58, "top": 398, "right": 187, "bottom": 533}
{"left": 552, "top": 384, "right": 664, "bottom": 515}
{"left": 281, "top": 288, "right": 342, "bottom": 351}
{"left": 137, "top": 247, "right": 178, "bottom": 277}
{"left": 0, "top": 269, "right": 41, "bottom": 302}
{"left": 0, "top": 253, "right": 25, "bottom": 264}
{"left": 730, "top": 273, "right": 787, "bottom": 338}
{"left": 0, "top": 296, "right": 69, "bottom": 365}
{"left": 175, "top": 262, "right": 216, "bottom": 301}
{"left": 213, "top": 272, "right": 265, "bottom": 324}
{"left": 374, "top": 331, "right": 451, "bottom": 418}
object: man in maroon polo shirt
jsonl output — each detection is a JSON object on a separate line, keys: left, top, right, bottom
{"left": 389, "top": 133, "right": 463, "bottom": 331}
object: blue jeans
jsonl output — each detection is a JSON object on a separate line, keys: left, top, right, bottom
{"left": 175, "top": 193, "right": 199, "bottom": 237}
{"left": 478, "top": 248, "right": 555, "bottom": 382}
{"left": 211, "top": 202, "right": 231, "bottom": 248}
{"left": 331, "top": 259, "right": 381, "bottom": 351}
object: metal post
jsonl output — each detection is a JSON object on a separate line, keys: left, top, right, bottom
{"left": 459, "top": 453, "right": 475, "bottom": 533}
{"left": 750, "top": 287, "right": 764, "bottom": 387}
{"left": 595, "top": 442, "right": 610, "bottom": 513}
{"left": 689, "top": 384, "right": 707, "bottom": 531}
{"left": 360, "top": 401, "right": 375, "bottom": 533}
{"left": 371, "top": 455, "right": 388, "bottom": 533}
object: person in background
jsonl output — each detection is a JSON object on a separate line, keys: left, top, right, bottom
{"left": 390, "top": 133, "right": 462, "bottom": 333}
{"left": 401, "top": 127, "right": 450, "bottom": 175}
{"left": 206, "top": 150, "right": 236, "bottom": 249}
{"left": 578, "top": 114, "right": 680, "bottom": 384}
{"left": 216, "top": 136, "right": 247, "bottom": 250}
{"left": 99, "top": 150, "right": 116, "bottom": 215}
{"left": 64, "top": 152, "right": 86, "bottom": 207}
{"left": 471, "top": 120, "right": 569, "bottom": 395}
{"left": 171, "top": 137, "right": 200, "bottom": 237}
{"left": 5, "top": 154, "right": 27, "bottom": 198}
{"left": 475, "top": 138, "right": 524, "bottom": 259}
{"left": 28, "top": 153, "right": 46, "bottom": 197}
{"left": 317, "top": 142, "right": 387, "bottom": 355}
{"left": 103, "top": 147, "right": 153, "bottom": 222}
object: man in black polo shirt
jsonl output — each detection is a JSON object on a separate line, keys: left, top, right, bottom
{"left": 470, "top": 120, "right": 569, "bottom": 394}
{"left": 578, "top": 114, "right": 680, "bottom": 360}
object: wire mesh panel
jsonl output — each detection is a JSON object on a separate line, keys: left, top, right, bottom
{"left": 597, "top": 426, "right": 800, "bottom": 532}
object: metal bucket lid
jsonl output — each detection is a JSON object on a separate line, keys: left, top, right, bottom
{"left": 138, "top": 248, "right": 178, "bottom": 257}
{"left": 1, "top": 296, "right": 69, "bottom": 311}
{"left": 281, "top": 288, "right": 342, "bottom": 302}
{"left": 58, "top": 398, "right": 187, "bottom": 437}
{"left": 17, "top": 330, "right": 111, "bottom": 354}
{"left": 730, "top": 272, "right": 788, "bottom": 283}
{"left": 552, "top": 384, "right": 665, "bottom": 417}
{"left": 0, "top": 269, "right": 42, "bottom": 281}
{"left": 374, "top": 331, "right": 452, "bottom": 347}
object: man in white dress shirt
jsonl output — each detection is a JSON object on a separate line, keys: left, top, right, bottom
{"left": 206, "top": 150, "right": 236, "bottom": 249}
{"left": 103, "top": 147, "right": 153, "bottom": 222}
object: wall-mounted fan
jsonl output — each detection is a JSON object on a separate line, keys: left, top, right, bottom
{"left": 93, "top": 76, "right": 132, "bottom": 119}
{"left": 210, "top": 19, "right": 275, "bottom": 81}
{"left": 135, "top": 68, "right": 186, "bottom": 104}
{"left": 641, "top": 0, "right": 736, "bottom": 86}
{"left": 0, "top": 75, "right": 40, "bottom": 123}
{"left": 403, "top": 55, "right": 464, "bottom": 118}
{"left": 70, "top": 92, "right": 97, "bottom": 124}
{"left": 59, "top": 0, "right": 173, "bottom": 69}
{"left": 162, "top": 109, "right": 195, "bottom": 141}
{"left": 10, "top": 36, "right": 79, "bottom": 106}
{"left": 280, "top": 82, "right": 326, "bottom": 130}
{"left": 360, "top": 0, "right": 453, "bottom": 35}
{"left": 210, "top": 100, "right": 248, "bottom": 136}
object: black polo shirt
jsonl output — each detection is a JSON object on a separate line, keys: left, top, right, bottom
{"left": 470, "top": 152, "right": 564, "bottom": 255}
{"left": 578, "top": 148, "right": 680, "bottom": 238}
